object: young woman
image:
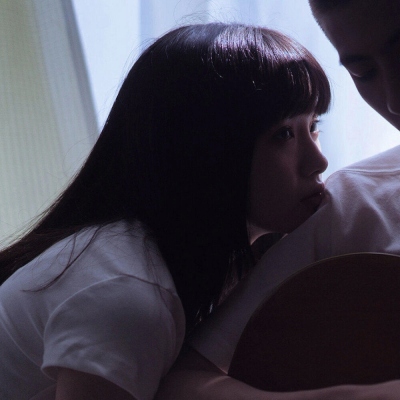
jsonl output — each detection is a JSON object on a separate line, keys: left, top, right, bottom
{"left": 0, "top": 23, "right": 331, "bottom": 399}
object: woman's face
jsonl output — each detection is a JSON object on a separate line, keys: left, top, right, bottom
{"left": 247, "top": 113, "right": 328, "bottom": 243}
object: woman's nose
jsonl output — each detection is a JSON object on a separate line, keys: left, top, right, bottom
{"left": 301, "top": 139, "right": 328, "bottom": 177}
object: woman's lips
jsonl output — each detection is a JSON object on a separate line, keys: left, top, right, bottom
{"left": 301, "top": 184, "right": 326, "bottom": 212}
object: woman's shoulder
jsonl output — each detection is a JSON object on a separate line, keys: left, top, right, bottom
{"left": 0, "top": 219, "right": 184, "bottom": 347}
{"left": 73, "top": 220, "right": 175, "bottom": 290}
{"left": 0, "top": 221, "right": 185, "bottom": 400}
{"left": 3, "top": 220, "right": 175, "bottom": 296}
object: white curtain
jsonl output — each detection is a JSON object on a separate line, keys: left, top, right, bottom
{"left": 73, "top": 0, "right": 400, "bottom": 173}
{"left": 0, "top": 0, "right": 96, "bottom": 242}
{"left": 1, "top": 0, "right": 399, "bottom": 242}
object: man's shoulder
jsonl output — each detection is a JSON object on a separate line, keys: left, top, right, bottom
{"left": 339, "top": 145, "right": 400, "bottom": 174}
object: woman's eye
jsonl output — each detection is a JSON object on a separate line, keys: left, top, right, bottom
{"left": 310, "top": 120, "right": 319, "bottom": 133}
{"left": 310, "top": 119, "right": 320, "bottom": 139}
{"left": 274, "top": 128, "right": 293, "bottom": 141}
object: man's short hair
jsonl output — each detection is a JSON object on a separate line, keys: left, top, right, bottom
{"left": 309, "top": 0, "right": 354, "bottom": 16}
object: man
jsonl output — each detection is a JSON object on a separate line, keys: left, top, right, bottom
{"left": 156, "top": 1, "right": 400, "bottom": 398}
{"left": 310, "top": 0, "right": 400, "bottom": 128}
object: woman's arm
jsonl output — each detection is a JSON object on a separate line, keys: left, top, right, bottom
{"left": 155, "top": 347, "right": 400, "bottom": 400}
{"left": 55, "top": 368, "right": 136, "bottom": 400}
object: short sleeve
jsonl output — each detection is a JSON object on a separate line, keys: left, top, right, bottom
{"left": 42, "top": 275, "right": 184, "bottom": 400}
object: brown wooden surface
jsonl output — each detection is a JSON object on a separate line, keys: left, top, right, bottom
{"left": 229, "top": 253, "right": 400, "bottom": 391}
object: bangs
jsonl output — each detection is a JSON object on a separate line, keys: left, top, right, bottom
{"left": 255, "top": 28, "right": 331, "bottom": 126}
{"left": 210, "top": 25, "right": 331, "bottom": 132}
{"left": 265, "top": 55, "right": 331, "bottom": 121}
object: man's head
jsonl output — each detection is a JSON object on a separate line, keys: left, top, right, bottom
{"left": 309, "top": 0, "right": 400, "bottom": 130}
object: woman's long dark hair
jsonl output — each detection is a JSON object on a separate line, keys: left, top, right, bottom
{"left": 0, "top": 23, "right": 331, "bottom": 333}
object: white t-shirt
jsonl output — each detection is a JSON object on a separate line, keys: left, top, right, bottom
{"left": 190, "top": 144, "right": 400, "bottom": 372}
{"left": 0, "top": 221, "right": 185, "bottom": 400}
